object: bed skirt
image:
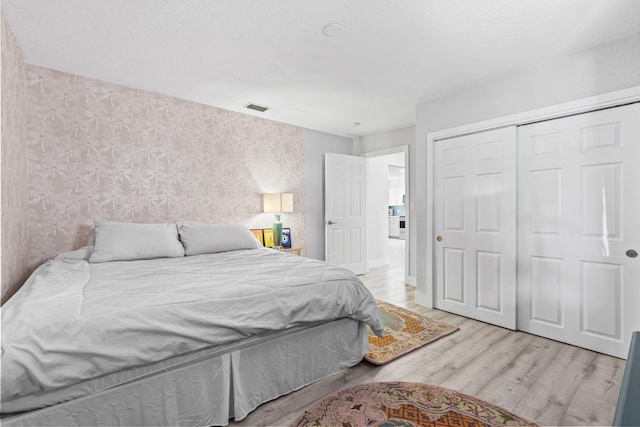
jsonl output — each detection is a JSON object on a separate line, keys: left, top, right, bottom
{"left": 2, "top": 318, "right": 368, "bottom": 426}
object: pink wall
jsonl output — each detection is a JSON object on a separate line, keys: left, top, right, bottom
{"left": 1, "top": 12, "right": 30, "bottom": 304}
{"left": 24, "top": 66, "right": 307, "bottom": 272}
{"left": 2, "top": 13, "right": 306, "bottom": 303}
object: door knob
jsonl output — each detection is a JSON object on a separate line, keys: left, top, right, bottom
{"left": 627, "top": 249, "right": 638, "bottom": 258}
{"left": 437, "top": 235, "right": 443, "bottom": 242}
{"left": 326, "top": 220, "right": 337, "bottom": 225}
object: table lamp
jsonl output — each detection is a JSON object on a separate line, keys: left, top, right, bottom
{"left": 262, "top": 193, "right": 293, "bottom": 248}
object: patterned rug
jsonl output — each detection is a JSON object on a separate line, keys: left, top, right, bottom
{"left": 292, "top": 382, "right": 538, "bottom": 427}
{"left": 364, "top": 301, "right": 458, "bottom": 365}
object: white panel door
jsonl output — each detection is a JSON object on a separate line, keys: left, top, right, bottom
{"left": 325, "top": 153, "right": 366, "bottom": 275}
{"left": 517, "top": 103, "right": 640, "bottom": 358}
{"left": 434, "top": 127, "right": 517, "bottom": 329}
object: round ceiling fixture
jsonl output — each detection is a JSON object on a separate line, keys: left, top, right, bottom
{"left": 323, "top": 23, "right": 342, "bottom": 37}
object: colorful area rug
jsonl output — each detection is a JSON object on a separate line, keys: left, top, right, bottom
{"left": 364, "top": 301, "right": 458, "bottom": 365}
{"left": 292, "top": 382, "right": 538, "bottom": 427}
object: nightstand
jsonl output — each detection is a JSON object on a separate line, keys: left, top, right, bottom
{"left": 276, "top": 247, "right": 302, "bottom": 256}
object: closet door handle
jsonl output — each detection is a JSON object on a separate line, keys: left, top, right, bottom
{"left": 627, "top": 249, "right": 638, "bottom": 258}
{"left": 436, "top": 235, "right": 443, "bottom": 242}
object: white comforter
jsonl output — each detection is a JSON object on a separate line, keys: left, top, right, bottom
{"left": 1, "top": 248, "right": 383, "bottom": 409}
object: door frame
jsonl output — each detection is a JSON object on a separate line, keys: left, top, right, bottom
{"left": 362, "top": 145, "right": 412, "bottom": 285}
{"left": 417, "top": 85, "right": 640, "bottom": 308}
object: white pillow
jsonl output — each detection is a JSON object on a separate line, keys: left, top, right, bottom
{"left": 177, "top": 222, "right": 261, "bottom": 256}
{"left": 56, "top": 246, "right": 93, "bottom": 261}
{"left": 90, "top": 220, "right": 185, "bottom": 263}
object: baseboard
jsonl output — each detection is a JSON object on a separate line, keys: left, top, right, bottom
{"left": 414, "top": 289, "right": 433, "bottom": 309}
{"left": 404, "top": 275, "right": 416, "bottom": 286}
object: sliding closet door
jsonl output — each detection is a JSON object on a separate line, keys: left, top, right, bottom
{"left": 434, "top": 127, "right": 517, "bottom": 329}
{"left": 517, "top": 103, "right": 640, "bottom": 358}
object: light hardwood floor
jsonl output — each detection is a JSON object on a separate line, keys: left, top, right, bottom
{"left": 233, "top": 241, "right": 625, "bottom": 427}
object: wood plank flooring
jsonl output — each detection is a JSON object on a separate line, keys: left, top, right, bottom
{"left": 232, "top": 242, "right": 625, "bottom": 426}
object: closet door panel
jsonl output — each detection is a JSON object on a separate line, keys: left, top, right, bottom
{"left": 517, "top": 103, "right": 640, "bottom": 358}
{"left": 434, "top": 126, "right": 517, "bottom": 329}
{"left": 529, "top": 256, "right": 563, "bottom": 326}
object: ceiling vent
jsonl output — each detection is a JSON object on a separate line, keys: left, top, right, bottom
{"left": 245, "top": 103, "right": 269, "bottom": 113}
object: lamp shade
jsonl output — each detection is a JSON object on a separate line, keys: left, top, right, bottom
{"left": 263, "top": 193, "right": 281, "bottom": 213}
{"left": 280, "top": 193, "right": 294, "bottom": 213}
{"left": 262, "top": 193, "right": 294, "bottom": 213}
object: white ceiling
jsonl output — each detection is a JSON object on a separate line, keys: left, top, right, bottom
{"left": 3, "top": 0, "right": 640, "bottom": 137}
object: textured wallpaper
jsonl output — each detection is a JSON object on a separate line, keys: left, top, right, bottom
{"left": 24, "top": 66, "right": 306, "bottom": 271}
{"left": 1, "top": 13, "right": 30, "bottom": 304}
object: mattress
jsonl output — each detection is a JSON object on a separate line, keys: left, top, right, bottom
{"left": 2, "top": 317, "right": 368, "bottom": 426}
{"left": 1, "top": 247, "right": 383, "bottom": 415}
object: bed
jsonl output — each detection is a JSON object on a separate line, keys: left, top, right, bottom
{"left": 1, "top": 221, "right": 383, "bottom": 426}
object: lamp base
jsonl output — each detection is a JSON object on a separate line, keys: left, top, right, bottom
{"left": 273, "top": 215, "right": 283, "bottom": 247}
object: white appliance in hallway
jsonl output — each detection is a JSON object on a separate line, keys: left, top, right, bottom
{"left": 388, "top": 164, "right": 406, "bottom": 240}
{"left": 389, "top": 216, "right": 400, "bottom": 238}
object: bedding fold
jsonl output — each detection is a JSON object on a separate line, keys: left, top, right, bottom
{"left": 1, "top": 248, "right": 382, "bottom": 411}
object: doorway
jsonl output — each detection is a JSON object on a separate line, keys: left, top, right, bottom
{"left": 364, "top": 146, "right": 409, "bottom": 282}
